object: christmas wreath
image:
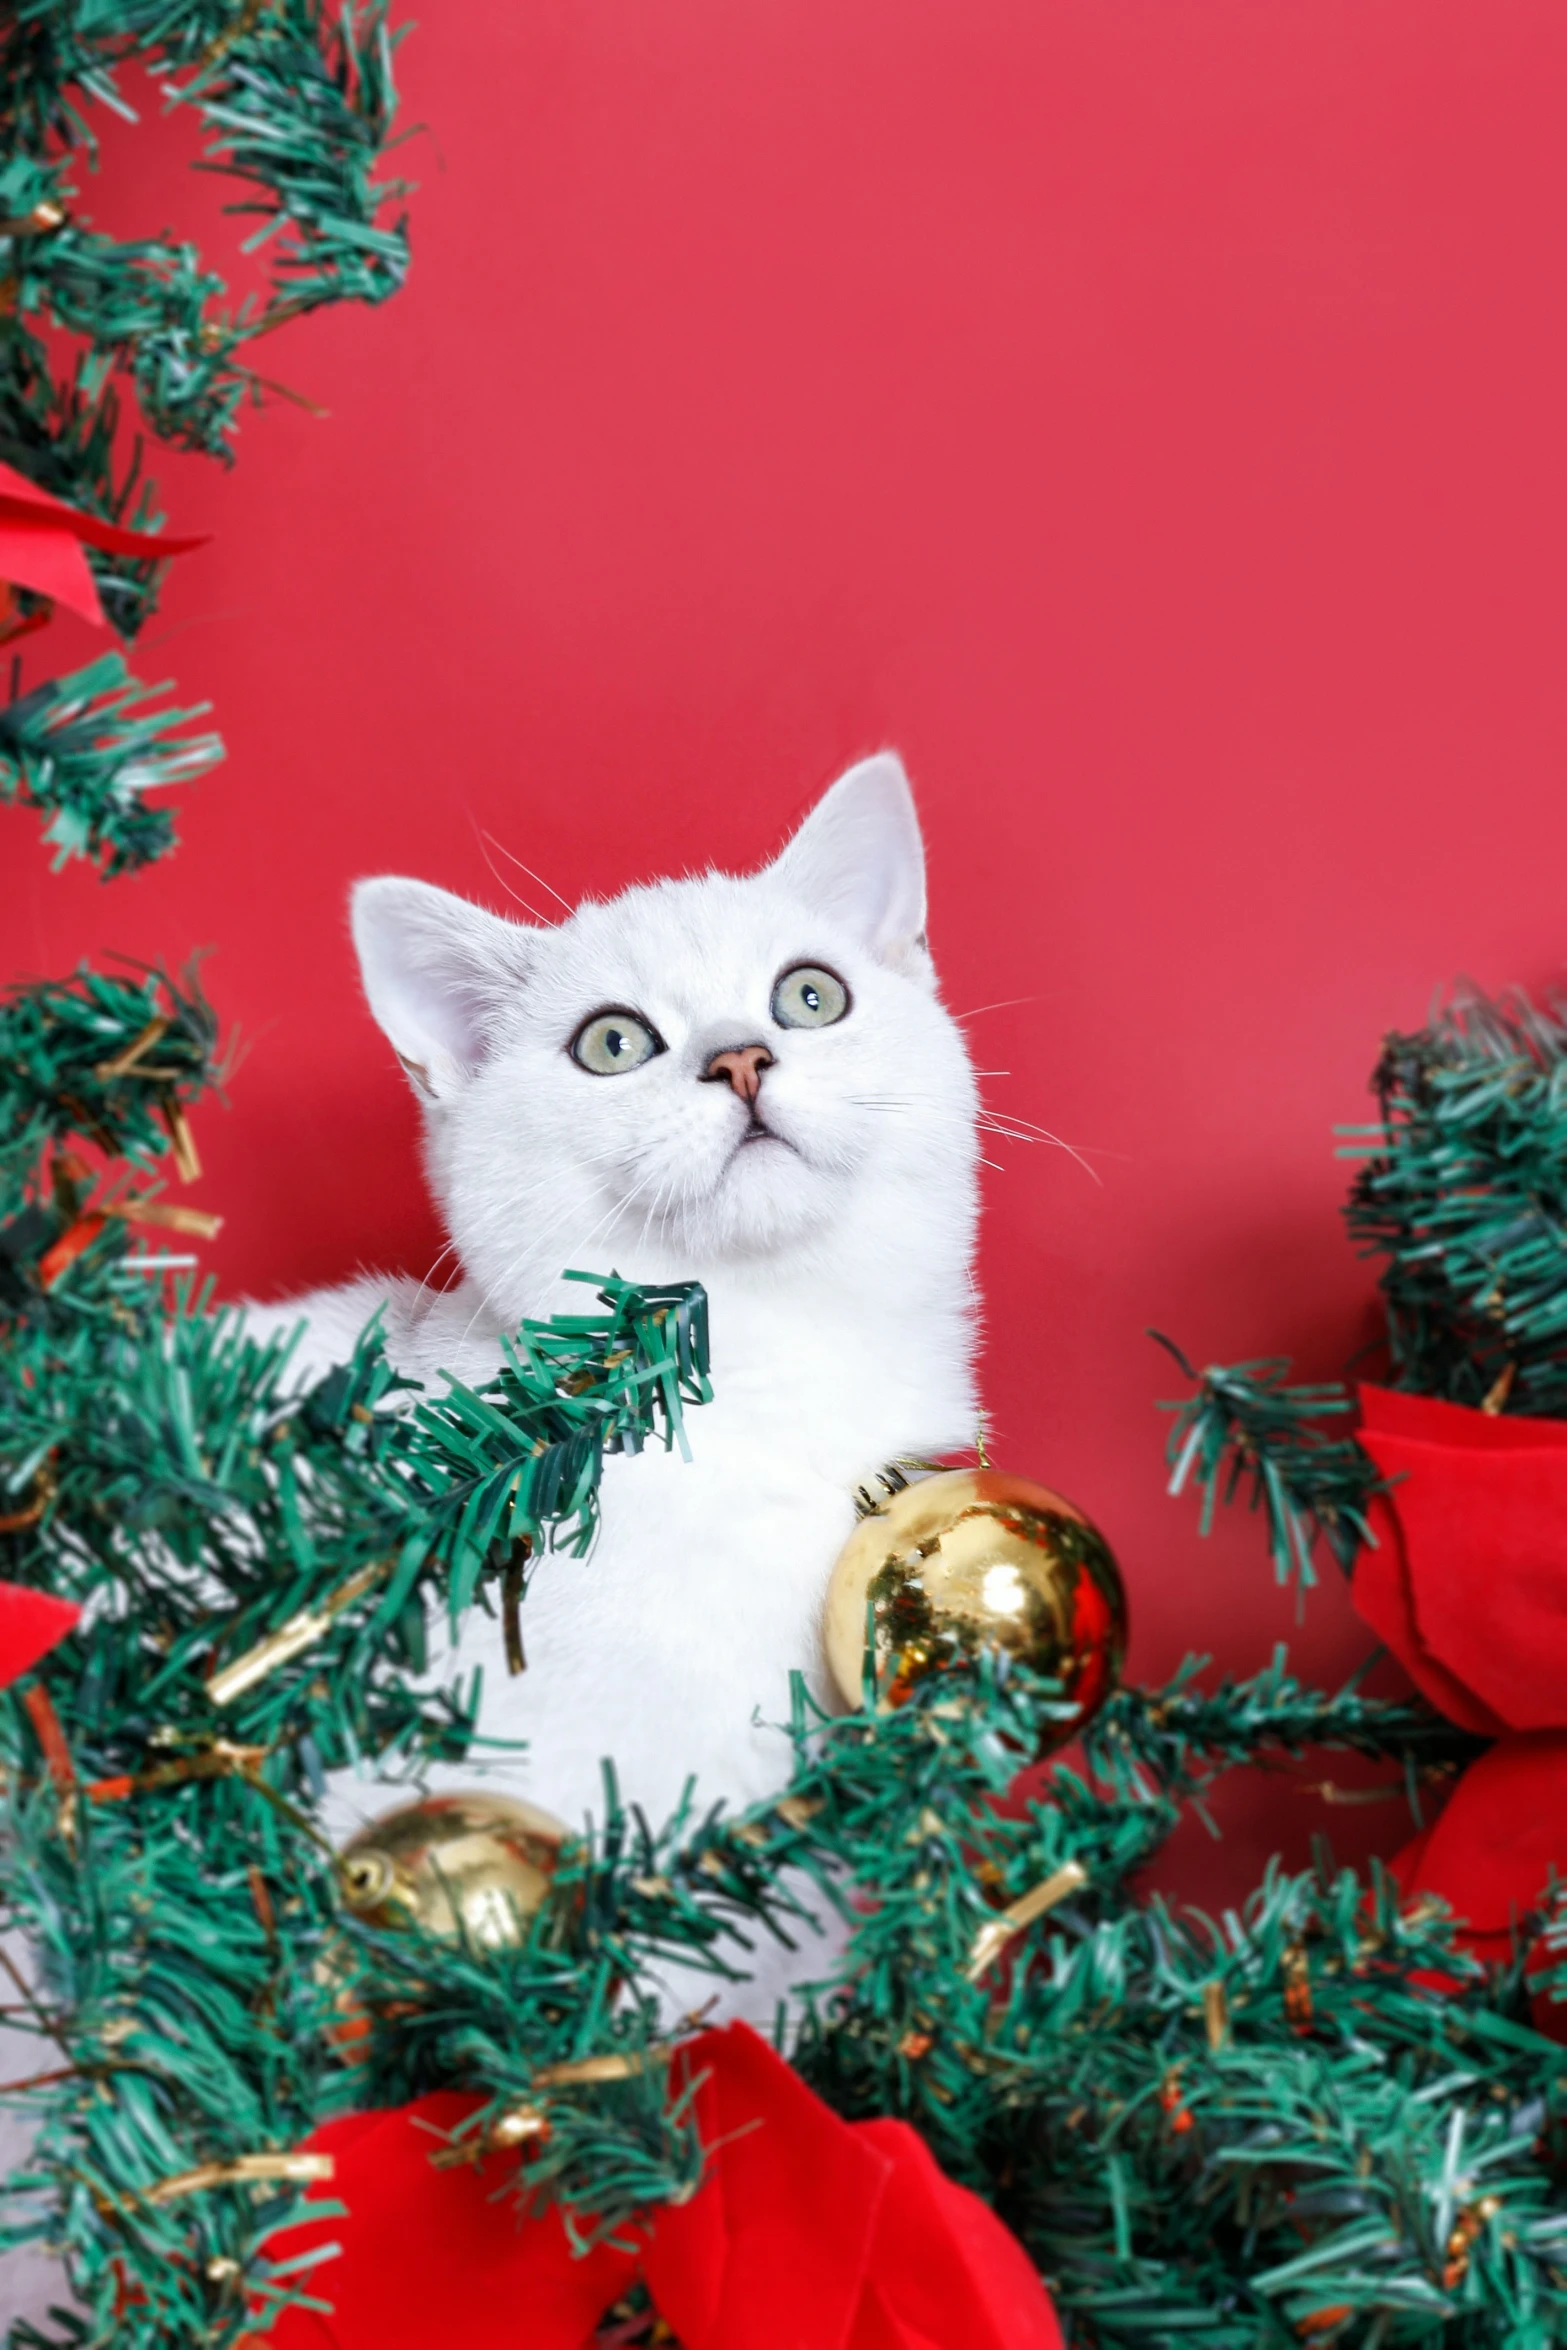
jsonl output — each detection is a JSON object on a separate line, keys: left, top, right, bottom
{"left": 3, "top": 12, "right": 1567, "bottom": 2350}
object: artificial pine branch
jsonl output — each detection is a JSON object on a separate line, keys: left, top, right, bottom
{"left": 0, "top": 657, "right": 223, "bottom": 874}
{"left": 781, "top": 1664, "right": 1567, "bottom": 2350}
{"left": 0, "top": 1258, "right": 716, "bottom": 2335}
{"left": 1344, "top": 982, "right": 1567, "bottom": 1416}
{"left": 3, "top": 0, "right": 409, "bottom": 473}
{"left": 1089, "top": 1649, "right": 1483, "bottom": 1804}
{"left": 1153, "top": 1335, "right": 1385, "bottom": 1584}
{"left": 0, "top": 325, "right": 168, "bottom": 639}
{"left": 0, "top": 957, "right": 224, "bottom": 1187}
{"left": 1, "top": 0, "right": 413, "bottom": 871}
{"left": 1, "top": 1273, "right": 713, "bottom": 1777}
{"left": 6, "top": 1176, "right": 1564, "bottom": 2350}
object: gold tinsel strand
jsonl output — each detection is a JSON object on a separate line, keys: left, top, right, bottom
{"left": 966, "top": 1860, "right": 1088, "bottom": 1981}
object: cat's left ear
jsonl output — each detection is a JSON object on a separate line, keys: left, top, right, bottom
{"left": 770, "top": 751, "right": 928, "bottom": 971}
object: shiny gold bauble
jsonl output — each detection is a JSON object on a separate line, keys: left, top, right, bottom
{"left": 336, "top": 1791, "right": 569, "bottom": 1951}
{"left": 823, "top": 1467, "right": 1127, "bottom": 1749}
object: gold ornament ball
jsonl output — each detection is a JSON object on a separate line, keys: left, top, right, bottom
{"left": 823, "top": 1467, "right": 1127, "bottom": 1747}
{"left": 337, "top": 1790, "right": 570, "bottom": 1951}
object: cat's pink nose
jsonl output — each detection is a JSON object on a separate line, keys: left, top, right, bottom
{"left": 703, "top": 1043, "right": 774, "bottom": 1102}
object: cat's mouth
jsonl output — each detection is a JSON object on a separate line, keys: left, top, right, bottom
{"left": 737, "top": 1115, "right": 792, "bottom": 1152}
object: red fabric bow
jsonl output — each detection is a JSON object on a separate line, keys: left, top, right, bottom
{"left": 0, "top": 1581, "right": 80, "bottom": 1688}
{"left": 1353, "top": 1385, "right": 1567, "bottom": 1977}
{"left": 260, "top": 2022, "right": 1063, "bottom": 2350}
{"left": 0, "top": 460, "right": 205, "bottom": 627}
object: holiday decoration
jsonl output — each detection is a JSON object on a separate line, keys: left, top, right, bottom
{"left": 8, "top": 15, "right": 1567, "bottom": 2344}
{"left": 1161, "top": 986, "right": 1567, "bottom": 2073}
{"left": 0, "top": 458, "right": 205, "bottom": 633}
{"left": 0, "top": 0, "right": 408, "bottom": 876}
{"left": 824, "top": 1466, "right": 1126, "bottom": 1744}
{"left": 1345, "top": 986, "right": 1567, "bottom": 1416}
{"left": 338, "top": 1791, "right": 569, "bottom": 1949}
{"left": 0, "top": 1581, "right": 79, "bottom": 1688}
{"left": 1156, "top": 1338, "right": 1383, "bottom": 1587}
{"left": 262, "top": 2024, "right": 1065, "bottom": 2350}
{"left": 1346, "top": 1382, "right": 1567, "bottom": 1961}
{"left": 1350, "top": 1382, "right": 1567, "bottom": 1737}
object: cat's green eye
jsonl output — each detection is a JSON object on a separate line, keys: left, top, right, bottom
{"left": 570, "top": 1008, "right": 663, "bottom": 1075}
{"left": 771, "top": 964, "right": 850, "bottom": 1030}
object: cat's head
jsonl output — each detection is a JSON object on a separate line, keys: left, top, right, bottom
{"left": 352, "top": 753, "right": 977, "bottom": 1315}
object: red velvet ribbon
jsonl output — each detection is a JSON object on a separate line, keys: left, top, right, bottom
{"left": 1353, "top": 1385, "right": 1567, "bottom": 1989}
{"left": 0, "top": 1580, "right": 80, "bottom": 1688}
{"left": 260, "top": 2022, "right": 1063, "bottom": 2350}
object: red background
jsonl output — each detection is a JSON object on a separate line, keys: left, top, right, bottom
{"left": 7, "top": 1, "right": 1567, "bottom": 1896}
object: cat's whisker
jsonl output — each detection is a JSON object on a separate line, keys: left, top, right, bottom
{"left": 966, "top": 1048, "right": 1116, "bottom": 1183}
{"left": 414, "top": 1236, "right": 462, "bottom": 1282}
{"left": 979, "top": 1107, "right": 1060, "bottom": 1139}
{"left": 979, "top": 1106, "right": 1105, "bottom": 1152}
{"left": 408, "top": 1238, "right": 465, "bottom": 1313}
{"left": 639, "top": 1171, "right": 681, "bottom": 1243}
{"left": 479, "top": 825, "right": 576, "bottom": 916}
{"left": 975, "top": 1112, "right": 1103, "bottom": 1186}
{"left": 953, "top": 996, "right": 1038, "bottom": 1023}
{"left": 449, "top": 1173, "right": 631, "bottom": 1327}
{"left": 456, "top": 1179, "right": 618, "bottom": 1342}
{"left": 547, "top": 1160, "right": 668, "bottom": 1274}
{"left": 466, "top": 813, "right": 555, "bottom": 925}
{"left": 508, "top": 1181, "right": 634, "bottom": 1284}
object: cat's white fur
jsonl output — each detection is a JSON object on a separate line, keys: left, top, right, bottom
{"left": 251, "top": 753, "right": 980, "bottom": 1842}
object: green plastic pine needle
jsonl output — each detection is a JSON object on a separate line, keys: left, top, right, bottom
{"left": 8, "top": 16, "right": 1567, "bottom": 2344}
{"left": 0, "top": 656, "right": 223, "bottom": 875}
{"left": 0, "top": 956, "right": 224, "bottom": 1189}
{"left": 1153, "top": 1334, "right": 1385, "bottom": 1584}
{"left": 1344, "top": 982, "right": 1567, "bottom": 1416}
{"left": 2, "top": 0, "right": 414, "bottom": 873}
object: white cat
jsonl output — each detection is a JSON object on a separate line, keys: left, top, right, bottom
{"left": 256, "top": 752, "right": 981, "bottom": 1845}
{"left": 0, "top": 754, "right": 981, "bottom": 2330}
{"left": 0, "top": 758, "right": 982, "bottom": 2331}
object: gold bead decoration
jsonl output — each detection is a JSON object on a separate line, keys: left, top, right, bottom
{"left": 823, "top": 1467, "right": 1127, "bottom": 1748}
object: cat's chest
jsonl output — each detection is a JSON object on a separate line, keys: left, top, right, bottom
{"left": 401, "top": 1278, "right": 974, "bottom": 1827}
{"left": 541, "top": 1331, "right": 896, "bottom": 1625}
{"left": 408, "top": 1274, "right": 971, "bottom": 1656}
{"left": 686, "top": 1284, "right": 971, "bottom": 1479}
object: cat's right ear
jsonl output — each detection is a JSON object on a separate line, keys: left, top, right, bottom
{"left": 770, "top": 751, "right": 928, "bottom": 972}
{"left": 351, "top": 878, "right": 532, "bottom": 1101}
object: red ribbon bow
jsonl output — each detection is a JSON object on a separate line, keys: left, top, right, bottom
{"left": 262, "top": 2022, "right": 1063, "bottom": 2350}
{"left": 0, "top": 459, "right": 205, "bottom": 628}
{"left": 1353, "top": 1384, "right": 1567, "bottom": 1974}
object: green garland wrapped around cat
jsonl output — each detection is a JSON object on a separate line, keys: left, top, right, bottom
{"left": 5, "top": 814, "right": 1562, "bottom": 2349}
